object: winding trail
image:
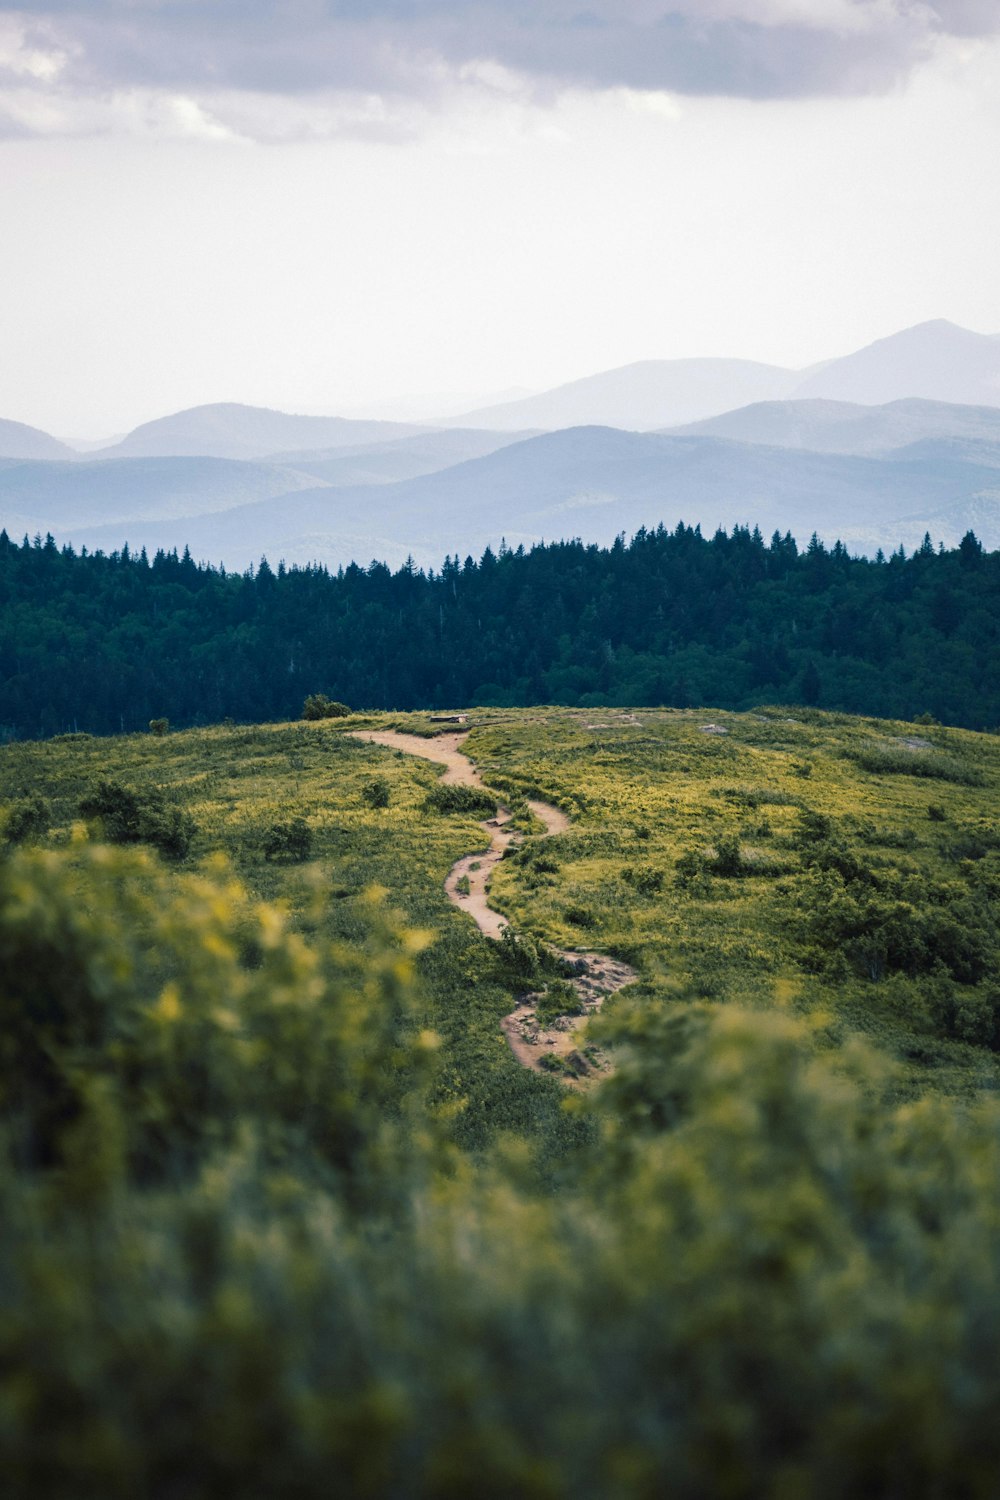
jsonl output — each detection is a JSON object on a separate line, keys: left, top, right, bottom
{"left": 351, "top": 729, "right": 635, "bottom": 1081}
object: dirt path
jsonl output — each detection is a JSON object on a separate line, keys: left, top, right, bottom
{"left": 350, "top": 728, "right": 635, "bottom": 1082}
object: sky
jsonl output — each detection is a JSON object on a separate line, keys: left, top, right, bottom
{"left": 1, "top": 1, "right": 999, "bottom": 438}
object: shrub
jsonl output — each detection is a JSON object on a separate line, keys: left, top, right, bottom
{"left": 79, "top": 779, "right": 196, "bottom": 861}
{"left": 621, "top": 865, "right": 665, "bottom": 895}
{"left": 711, "top": 835, "right": 746, "bottom": 877}
{"left": 852, "top": 746, "right": 983, "bottom": 785}
{"left": 3, "top": 795, "right": 51, "bottom": 846}
{"left": 148, "top": 718, "right": 169, "bottom": 737}
{"left": 0, "top": 843, "right": 434, "bottom": 1184}
{"left": 361, "top": 777, "right": 391, "bottom": 810}
{"left": 534, "top": 979, "right": 583, "bottom": 1027}
{"left": 262, "top": 817, "right": 313, "bottom": 862}
{"left": 424, "top": 783, "right": 497, "bottom": 817}
{"left": 794, "top": 808, "right": 832, "bottom": 846}
{"left": 301, "top": 694, "right": 351, "bottom": 721}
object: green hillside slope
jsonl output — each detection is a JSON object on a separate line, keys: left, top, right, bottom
{"left": 3, "top": 706, "right": 1000, "bottom": 1495}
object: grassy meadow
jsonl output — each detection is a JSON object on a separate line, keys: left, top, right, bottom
{"left": 3, "top": 703, "right": 1000, "bottom": 1496}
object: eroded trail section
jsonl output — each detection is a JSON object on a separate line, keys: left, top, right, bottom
{"left": 350, "top": 729, "right": 635, "bottom": 1078}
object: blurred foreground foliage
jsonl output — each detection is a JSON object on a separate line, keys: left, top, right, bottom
{"left": 5, "top": 839, "right": 1000, "bottom": 1497}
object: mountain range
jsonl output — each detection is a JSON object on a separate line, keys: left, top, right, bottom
{"left": 1, "top": 319, "right": 999, "bottom": 570}
{"left": 447, "top": 320, "right": 1000, "bottom": 431}
{"left": 22, "top": 422, "right": 998, "bottom": 574}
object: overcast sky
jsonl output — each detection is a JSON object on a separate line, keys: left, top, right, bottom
{"left": 2, "top": 1, "right": 999, "bottom": 437}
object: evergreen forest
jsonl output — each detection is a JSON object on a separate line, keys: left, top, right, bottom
{"left": 2, "top": 522, "right": 998, "bottom": 739}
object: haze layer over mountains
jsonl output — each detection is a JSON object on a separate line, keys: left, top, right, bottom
{"left": 3, "top": 319, "right": 999, "bottom": 571}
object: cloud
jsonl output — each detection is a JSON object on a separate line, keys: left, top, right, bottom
{"left": 1, "top": 2, "right": 999, "bottom": 140}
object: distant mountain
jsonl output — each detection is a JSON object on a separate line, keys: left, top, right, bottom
{"left": 262, "top": 428, "right": 540, "bottom": 485}
{"left": 92, "top": 403, "right": 428, "bottom": 461}
{"left": 670, "top": 397, "right": 1000, "bottom": 455}
{"left": 442, "top": 321, "right": 1000, "bottom": 432}
{"left": 445, "top": 360, "right": 801, "bottom": 431}
{"left": 0, "top": 456, "right": 330, "bottom": 539}
{"left": 0, "top": 418, "right": 75, "bottom": 461}
{"left": 55, "top": 426, "right": 1000, "bottom": 573}
{"left": 794, "top": 321, "right": 1000, "bottom": 407}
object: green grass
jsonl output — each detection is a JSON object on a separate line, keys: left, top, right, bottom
{"left": 4, "top": 702, "right": 1000, "bottom": 1116}
{"left": 6, "top": 703, "right": 1000, "bottom": 1494}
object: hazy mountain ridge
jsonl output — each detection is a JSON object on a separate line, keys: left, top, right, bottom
{"left": 0, "top": 455, "right": 333, "bottom": 536}
{"left": 794, "top": 320, "right": 1000, "bottom": 406}
{"left": 669, "top": 396, "right": 1000, "bottom": 454}
{"left": 260, "top": 427, "right": 541, "bottom": 485}
{"left": 4, "top": 321, "right": 1000, "bottom": 573}
{"left": 50, "top": 425, "right": 1000, "bottom": 572}
{"left": 0, "top": 418, "right": 76, "bottom": 462}
{"left": 89, "top": 403, "right": 429, "bottom": 462}
{"left": 443, "top": 321, "right": 1000, "bottom": 432}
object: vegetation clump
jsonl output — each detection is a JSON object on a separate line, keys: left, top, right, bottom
{"left": 3, "top": 794, "right": 50, "bottom": 846}
{"left": 79, "top": 777, "right": 196, "bottom": 860}
{"left": 261, "top": 816, "right": 313, "bottom": 862}
{"left": 851, "top": 744, "right": 983, "bottom": 784}
{"left": 360, "top": 776, "right": 391, "bottom": 809}
{"left": 424, "top": 782, "right": 497, "bottom": 817}
{"left": 301, "top": 694, "right": 351, "bottom": 721}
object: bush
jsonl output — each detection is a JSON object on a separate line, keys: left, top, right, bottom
{"left": 852, "top": 746, "right": 983, "bottom": 785}
{"left": 424, "top": 783, "right": 497, "bottom": 817}
{"left": 794, "top": 808, "right": 832, "bottom": 846}
{"left": 621, "top": 865, "right": 665, "bottom": 895}
{"left": 148, "top": 718, "right": 169, "bottom": 737}
{"left": 79, "top": 778, "right": 196, "bottom": 860}
{"left": 711, "top": 835, "right": 746, "bottom": 877}
{"left": 3, "top": 794, "right": 51, "bottom": 846}
{"left": 534, "top": 979, "right": 583, "bottom": 1027}
{"left": 0, "top": 843, "right": 434, "bottom": 1185}
{"left": 262, "top": 817, "right": 313, "bottom": 862}
{"left": 301, "top": 694, "right": 351, "bottom": 721}
{"left": 361, "top": 777, "right": 391, "bottom": 810}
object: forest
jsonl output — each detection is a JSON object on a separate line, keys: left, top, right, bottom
{"left": 1, "top": 522, "right": 998, "bottom": 739}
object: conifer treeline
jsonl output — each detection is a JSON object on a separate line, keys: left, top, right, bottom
{"left": 1, "top": 523, "right": 997, "bottom": 736}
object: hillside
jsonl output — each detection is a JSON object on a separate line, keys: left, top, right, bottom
{"left": 3, "top": 705, "right": 1000, "bottom": 1493}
